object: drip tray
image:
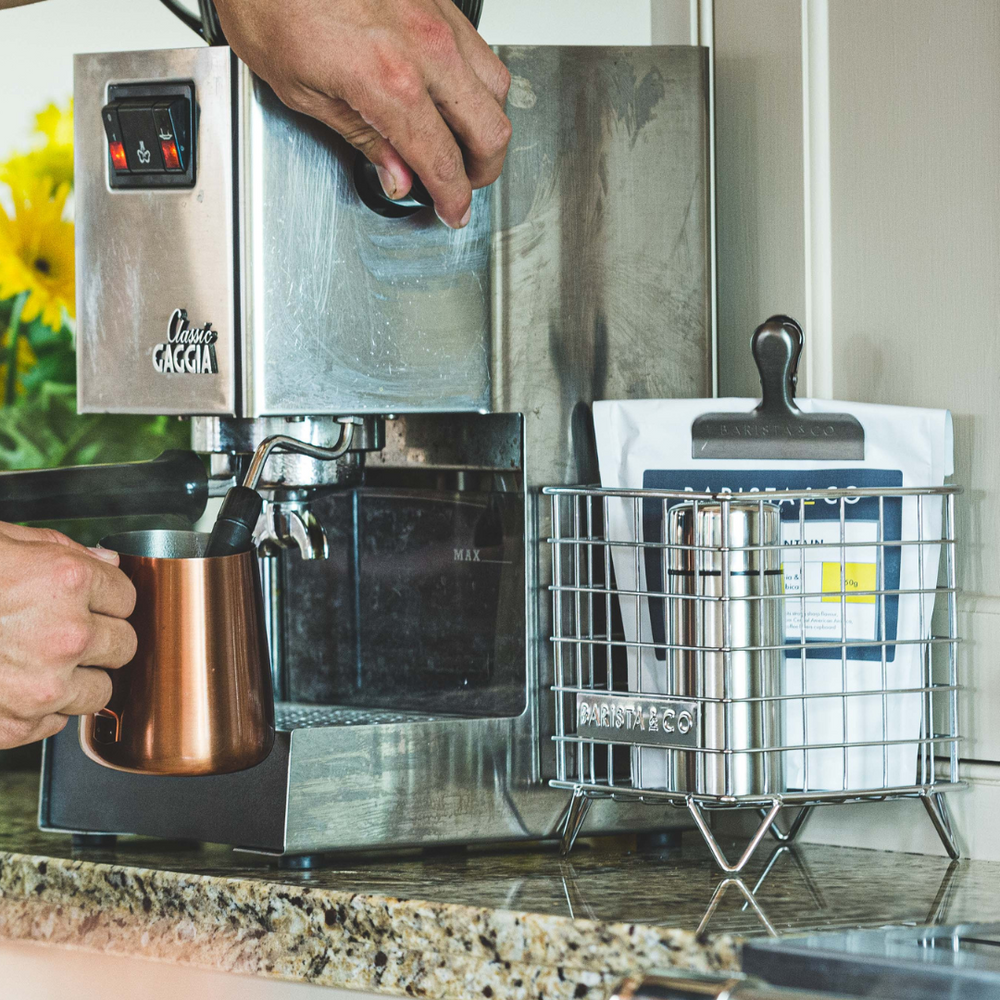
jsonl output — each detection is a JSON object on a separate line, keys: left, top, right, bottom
{"left": 275, "top": 702, "right": 455, "bottom": 731}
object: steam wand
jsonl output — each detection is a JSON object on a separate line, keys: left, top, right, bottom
{"left": 204, "top": 420, "right": 358, "bottom": 557}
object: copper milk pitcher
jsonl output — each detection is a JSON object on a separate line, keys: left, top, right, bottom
{"left": 79, "top": 530, "right": 274, "bottom": 776}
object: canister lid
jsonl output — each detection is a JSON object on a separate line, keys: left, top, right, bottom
{"left": 666, "top": 500, "right": 782, "bottom": 575}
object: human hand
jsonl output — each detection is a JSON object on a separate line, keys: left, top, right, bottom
{"left": 0, "top": 522, "right": 137, "bottom": 749}
{"left": 212, "top": 0, "right": 512, "bottom": 228}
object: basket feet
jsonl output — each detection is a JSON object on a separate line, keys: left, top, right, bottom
{"left": 686, "top": 797, "right": 784, "bottom": 874}
{"left": 558, "top": 788, "right": 593, "bottom": 856}
{"left": 556, "top": 788, "right": 958, "bottom": 870}
{"left": 764, "top": 805, "right": 813, "bottom": 844}
{"left": 922, "top": 791, "right": 961, "bottom": 860}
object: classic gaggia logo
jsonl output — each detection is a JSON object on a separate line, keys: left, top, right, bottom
{"left": 152, "top": 309, "right": 219, "bottom": 375}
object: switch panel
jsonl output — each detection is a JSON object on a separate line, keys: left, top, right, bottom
{"left": 102, "top": 82, "right": 195, "bottom": 189}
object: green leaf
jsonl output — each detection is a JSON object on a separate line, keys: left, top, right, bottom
{"left": 23, "top": 317, "right": 67, "bottom": 351}
{"left": 20, "top": 352, "right": 75, "bottom": 392}
{"left": 0, "top": 379, "right": 191, "bottom": 471}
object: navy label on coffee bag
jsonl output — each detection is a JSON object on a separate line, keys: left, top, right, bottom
{"left": 641, "top": 468, "right": 903, "bottom": 661}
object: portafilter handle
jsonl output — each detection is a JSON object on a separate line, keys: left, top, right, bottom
{"left": 204, "top": 421, "right": 357, "bottom": 558}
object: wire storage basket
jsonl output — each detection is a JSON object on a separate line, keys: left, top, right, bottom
{"left": 543, "top": 483, "right": 963, "bottom": 872}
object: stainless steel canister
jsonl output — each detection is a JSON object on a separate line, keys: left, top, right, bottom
{"left": 667, "top": 500, "right": 784, "bottom": 796}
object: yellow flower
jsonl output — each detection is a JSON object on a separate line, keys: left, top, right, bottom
{"left": 0, "top": 100, "right": 74, "bottom": 195}
{"left": 1, "top": 146, "right": 74, "bottom": 196}
{"left": 0, "top": 328, "right": 38, "bottom": 402}
{"left": 0, "top": 180, "right": 74, "bottom": 331}
{"left": 35, "top": 100, "right": 74, "bottom": 148}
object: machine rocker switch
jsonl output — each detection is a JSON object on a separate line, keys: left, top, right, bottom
{"left": 117, "top": 104, "right": 165, "bottom": 174}
{"left": 152, "top": 99, "right": 190, "bottom": 172}
{"left": 105, "top": 82, "right": 196, "bottom": 189}
{"left": 100, "top": 102, "right": 129, "bottom": 172}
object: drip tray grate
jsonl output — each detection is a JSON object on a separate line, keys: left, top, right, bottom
{"left": 275, "top": 703, "right": 451, "bottom": 731}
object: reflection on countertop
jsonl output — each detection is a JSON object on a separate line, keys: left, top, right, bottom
{"left": 0, "top": 771, "right": 997, "bottom": 999}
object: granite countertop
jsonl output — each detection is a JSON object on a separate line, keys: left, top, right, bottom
{"left": 0, "top": 770, "right": 997, "bottom": 999}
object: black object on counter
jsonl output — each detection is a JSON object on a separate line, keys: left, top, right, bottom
{"left": 691, "top": 315, "right": 866, "bottom": 460}
{"left": 0, "top": 450, "right": 208, "bottom": 525}
{"left": 743, "top": 921, "right": 1000, "bottom": 999}
{"left": 611, "top": 970, "right": 867, "bottom": 1000}
{"left": 204, "top": 485, "right": 263, "bottom": 558}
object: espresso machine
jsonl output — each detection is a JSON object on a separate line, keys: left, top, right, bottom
{"left": 38, "top": 38, "right": 713, "bottom": 858}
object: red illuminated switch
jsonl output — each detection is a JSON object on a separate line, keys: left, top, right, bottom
{"left": 109, "top": 141, "right": 128, "bottom": 171}
{"left": 101, "top": 103, "right": 129, "bottom": 172}
{"left": 152, "top": 99, "right": 190, "bottom": 172}
{"left": 159, "top": 138, "right": 181, "bottom": 171}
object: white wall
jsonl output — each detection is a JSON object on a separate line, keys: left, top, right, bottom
{"left": 480, "top": 0, "right": 653, "bottom": 45}
{"left": 714, "top": 0, "right": 804, "bottom": 395}
{"left": 713, "top": 0, "right": 1000, "bottom": 859}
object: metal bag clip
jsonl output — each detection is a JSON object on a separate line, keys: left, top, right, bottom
{"left": 691, "top": 315, "right": 865, "bottom": 460}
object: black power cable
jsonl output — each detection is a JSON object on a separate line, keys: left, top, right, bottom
{"left": 455, "top": 0, "right": 484, "bottom": 28}
{"left": 155, "top": 0, "right": 206, "bottom": 40}
{"left": 196, "top": 0, "right": 226, "bottom": 45}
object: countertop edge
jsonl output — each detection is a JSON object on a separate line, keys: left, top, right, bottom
{"left": 0, "top": 848, "right": 740, "bottom": 998}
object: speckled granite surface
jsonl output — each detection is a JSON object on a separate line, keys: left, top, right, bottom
{"left": 0, "top": 771, "right": 997, "bottom": 998}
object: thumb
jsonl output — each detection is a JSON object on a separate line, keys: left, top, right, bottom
{"left": 303, "top": 94, "right": 414, "bottom": 199}
{"left": 0, "top": 521, "right": 119, "bottom": 565}
{"left": 87, "top": 546, "right": 121, "bottom": 566}
{"left": 0, "top": 521, "right": 83, "bottom": 550}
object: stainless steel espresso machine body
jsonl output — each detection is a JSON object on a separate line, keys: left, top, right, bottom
{"left": 40, "top": 43, "right": 712, "bottom": 855}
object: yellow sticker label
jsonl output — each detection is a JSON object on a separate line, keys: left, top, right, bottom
{"left": 821, "top": 561, "right": 877, "bottom": 604}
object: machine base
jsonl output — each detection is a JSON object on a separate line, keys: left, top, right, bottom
{"left": 40, "top": 716, "right": 691, "bottom": 856}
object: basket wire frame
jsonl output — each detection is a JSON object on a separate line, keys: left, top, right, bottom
{"left": 544, "top": 484, "right": 963, "bottom": 873}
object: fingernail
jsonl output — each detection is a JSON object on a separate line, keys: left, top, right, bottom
{"left": 88, "top": 546, "right": 119, "bottom": 564}
{"left": 375, "top": 165, "right": 396, "bottom": 199}
{"left": 435, "top": 205, "right": 472, "bottom": 230}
